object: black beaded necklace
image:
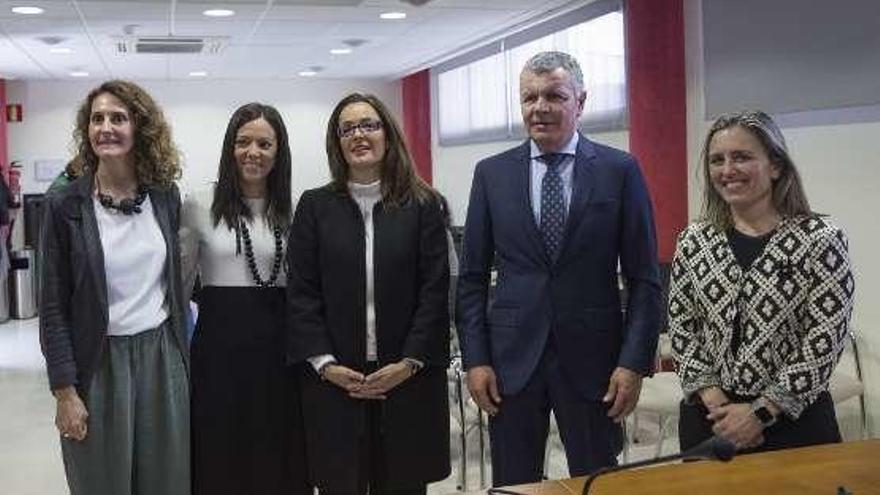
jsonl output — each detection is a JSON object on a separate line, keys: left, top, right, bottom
{"left": 238, "top": 219, "right": 284, "bottom": 288}
{"left": 95, "top": 176, "right": 148, "bottom": 215}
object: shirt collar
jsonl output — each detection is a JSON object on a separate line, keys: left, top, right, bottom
{"left": 530, "top": 132, "right": 579, "bottom": 160}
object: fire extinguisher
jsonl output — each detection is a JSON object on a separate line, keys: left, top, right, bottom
{"left": 8, "top": 161, "right": 22, "bottom": 209}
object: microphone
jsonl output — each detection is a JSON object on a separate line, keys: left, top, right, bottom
{"left": 581, "top": 435, "right": 736, "bottom": 494}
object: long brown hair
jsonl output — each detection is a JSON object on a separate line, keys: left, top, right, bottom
{"left": 73, "top": 80, "right": 180, "bottom": 188}
{"left": 699, "top": 110, "right": 811, "bottom": 229}
{"left": 325, "top": 93, "right": 433, "bottom": 206}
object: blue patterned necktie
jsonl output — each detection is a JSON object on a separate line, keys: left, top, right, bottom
{"left": 539, "top": 153, "right": 567, "bottom": 259}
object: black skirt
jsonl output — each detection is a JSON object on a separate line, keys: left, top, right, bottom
{"left": 678, "top": 390, "right": 841, "bottom": 454}
{"left": 190, "top": 286, "right": 310, "bottom": 495}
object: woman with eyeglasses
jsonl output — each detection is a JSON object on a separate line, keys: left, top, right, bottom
{"left": 180, "top": 103, "right": 310, "bottom": 495}
{"left": 287, "top": 93, "right": 451, "bottom": 494}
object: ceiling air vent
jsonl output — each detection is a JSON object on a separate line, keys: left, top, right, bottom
{"left": 115, "top": 36, "right": 228, "bottom": 55}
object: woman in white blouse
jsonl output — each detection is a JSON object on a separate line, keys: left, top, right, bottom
{"left": 180, "top": 103, "right": 309, "bottom": 495}
{"left": 40, "top": 80, "right": 190, "bottom": 494}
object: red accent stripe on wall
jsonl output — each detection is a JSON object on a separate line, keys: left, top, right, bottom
{"left": 0, "top": 79, "right": 8, "bottom": 180}
{"left": 625, "top": 0, "right": 687, "bottom": 262}
{"left": 401, "top": 69, "right": 432, "bottom": 185}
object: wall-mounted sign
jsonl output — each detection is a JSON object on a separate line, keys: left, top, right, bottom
{"left": 6, "top": 104, "right": 22, "bottom": 122}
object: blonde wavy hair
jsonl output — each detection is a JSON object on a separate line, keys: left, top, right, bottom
{"left": 73, "top": 80, "right": 180, "bottom": 188}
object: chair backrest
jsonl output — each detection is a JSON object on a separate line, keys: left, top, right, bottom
{"left": 829, "top": 328, "right": 865, "bottom": 403}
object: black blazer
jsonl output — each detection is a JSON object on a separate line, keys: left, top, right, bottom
{"left": 39, "top": 171, "right": 188, "bottom": 393}
{"left": 287, "top": 184, "right": 450, "bottom": 492}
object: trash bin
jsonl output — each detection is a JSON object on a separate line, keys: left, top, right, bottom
{"left": 0, "top": 269, "right": 9, "bottom": 323}
{"left": 10, "top": 249, "right": 36, "bottom": 319}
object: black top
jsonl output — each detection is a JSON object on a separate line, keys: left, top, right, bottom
{"left": 728, "top": 227, "right": 773, "bottom": 269}
{"left": 728, "top": 227, "right": 774, "bottom": 354}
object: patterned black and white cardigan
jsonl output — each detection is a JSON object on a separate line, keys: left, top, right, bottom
{"left": 668, "top": 215, "right": 855, "bottom": 419}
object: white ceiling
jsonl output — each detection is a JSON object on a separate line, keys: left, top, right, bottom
{"left": 0, "top": 0, "right": 585, "bottom": 81}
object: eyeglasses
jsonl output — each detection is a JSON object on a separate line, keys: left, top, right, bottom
{"left": 337, "top": 119, "right": 383, "bottom": 138}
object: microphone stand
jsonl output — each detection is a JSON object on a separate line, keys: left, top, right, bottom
{"left": 581, "top": 436, "right": 736, "bottom": 494}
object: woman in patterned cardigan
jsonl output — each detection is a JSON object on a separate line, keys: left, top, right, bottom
{"left": 668, "top": 110, "right": 854, "bottom": 453}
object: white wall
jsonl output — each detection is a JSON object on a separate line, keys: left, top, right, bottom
{"left": 6, "top": 78, "right": 400, "bottom": 201}
{"left": 684, "top": 0, "right": 878, "bottom": 438}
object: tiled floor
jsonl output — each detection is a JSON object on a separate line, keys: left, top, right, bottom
{"left": 0, "top": 317, "right": 678, "bottom": 495}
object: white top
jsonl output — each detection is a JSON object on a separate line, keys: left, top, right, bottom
{"left": 307, "top": 180, "right": 383, "bottom": 373}
{"left": 180, "top": 188, "right": 286, "bottom": 300}
{"left": 349, "top": 180, "right": 382, "bottom": 362}
{"left": 94, "top": 195, "right": 168, "bottom": 336}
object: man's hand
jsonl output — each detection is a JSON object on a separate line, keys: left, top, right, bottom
{"left": 466, "top": 365, "right": 501, "bottom": 415}
{"left": 603, "top": 367, "right": 642, "bottom": 423}
{"left": 708, "top": 403, "right": 765, "bottom": 450}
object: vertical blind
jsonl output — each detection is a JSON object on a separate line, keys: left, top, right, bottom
{"left": 436, "top": 2, "right": 626, "bottom": 146}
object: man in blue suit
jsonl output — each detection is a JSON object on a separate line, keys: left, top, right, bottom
{"left": 458, "top": 51, "right": 661, "bottom": 485}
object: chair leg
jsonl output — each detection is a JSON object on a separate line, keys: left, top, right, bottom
{"left": 456, "top": 373, "right": 467, "bottom": 490}
{"left": 654, "top": 413, "right": 667, "bottom": 458}
{"left": 621, "top": 418, "right": 630, "bottom": 464}
{"left": 478, "top": 410, "right": 487, "bottom": 487}
{"left": 632, "top": 412, "right": 641, "bottom": 443}
{"left": 858, "top": 394, "right": 869, "bottom": 440}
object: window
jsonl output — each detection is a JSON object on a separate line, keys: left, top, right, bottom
{"left": 435, "top": 0, "right": 625, "bottom": 146}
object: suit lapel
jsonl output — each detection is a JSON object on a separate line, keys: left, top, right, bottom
{"left": 516, "top": 141, "right": 549, "bottom": 264}
{"left": 558, "top": 134, "right": 597, "bottom": 261}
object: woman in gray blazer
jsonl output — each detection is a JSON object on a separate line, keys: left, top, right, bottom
{"left": 39, "top": 80, "right": 190, "bottom": 495}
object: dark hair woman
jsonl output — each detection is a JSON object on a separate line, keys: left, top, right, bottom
{"left": 287, "top": 93, "right": 451, "bottom": 494}
{"left": 40, "top": 79, "right": 190, "bottom": 494}
{"left": 180, "top": 102, "right": 308, "bottom": 495}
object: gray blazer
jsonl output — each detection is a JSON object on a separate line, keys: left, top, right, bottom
{"left": 39, "top": 171, "right": 188, "bottom": 393}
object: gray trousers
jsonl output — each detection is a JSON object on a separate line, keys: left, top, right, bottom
{"left": 61, "top": 321, "right": 190, "bottom": 495}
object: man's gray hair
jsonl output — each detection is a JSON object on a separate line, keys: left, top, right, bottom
{"left": 522, "top": 51, "right": 584, "bottom": 93}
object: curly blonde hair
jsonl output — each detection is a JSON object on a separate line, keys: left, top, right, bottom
{"left": 73, "top": 80, "right": 180, "bottom": 188}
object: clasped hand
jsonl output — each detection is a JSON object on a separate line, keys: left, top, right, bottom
{"left": 707, "top": 402, "right": 765, "bottom": 450}
{"left": 322, "top": 361, "right": 413, "bottom": 400}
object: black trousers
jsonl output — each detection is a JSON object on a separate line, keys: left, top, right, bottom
{"left": 678, "top": 390, "right": 841, "bottom": 454}
{"left": 322, "top": 361, "right": 426, "bottom": 495}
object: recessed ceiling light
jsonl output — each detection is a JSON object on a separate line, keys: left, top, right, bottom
{"left": 203, "top": 9, "right": 234, "bottom": 17}
{"left": 298, "top": 70, "right": 317, "bottom": 77}
{"left": 380, "top": 12, "right": 406, "bottom": 20}
{"left": 189, "top": 71, "right": 208, "bottom": 77}
{"left": 330, "top": 48, "right": 352, "bottom": 55}
{"left": 70, "top": 71, "right": 89, "bottom": 77}
{"left": 11, "top": 6, "right": 45, "bottom": 15}
{"left": 50, "top": 47, "right": 73, "bottom": 54}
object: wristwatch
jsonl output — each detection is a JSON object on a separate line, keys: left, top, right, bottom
{"left": 750, "top": 397, "right": 778, "bottom": 428}
{"left": 402, "top": 358, "right": 423, "bottom": 376}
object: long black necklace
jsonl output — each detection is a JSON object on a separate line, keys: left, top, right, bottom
{"left": 239, "top": 219, "right": 283, "bottom": 288}
{"left": 96, "top": 176, "right": 148, "bottom": 215}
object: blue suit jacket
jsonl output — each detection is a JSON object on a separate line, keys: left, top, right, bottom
{"left": 458, "top": 134, "right": 662, "bottom": 399}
